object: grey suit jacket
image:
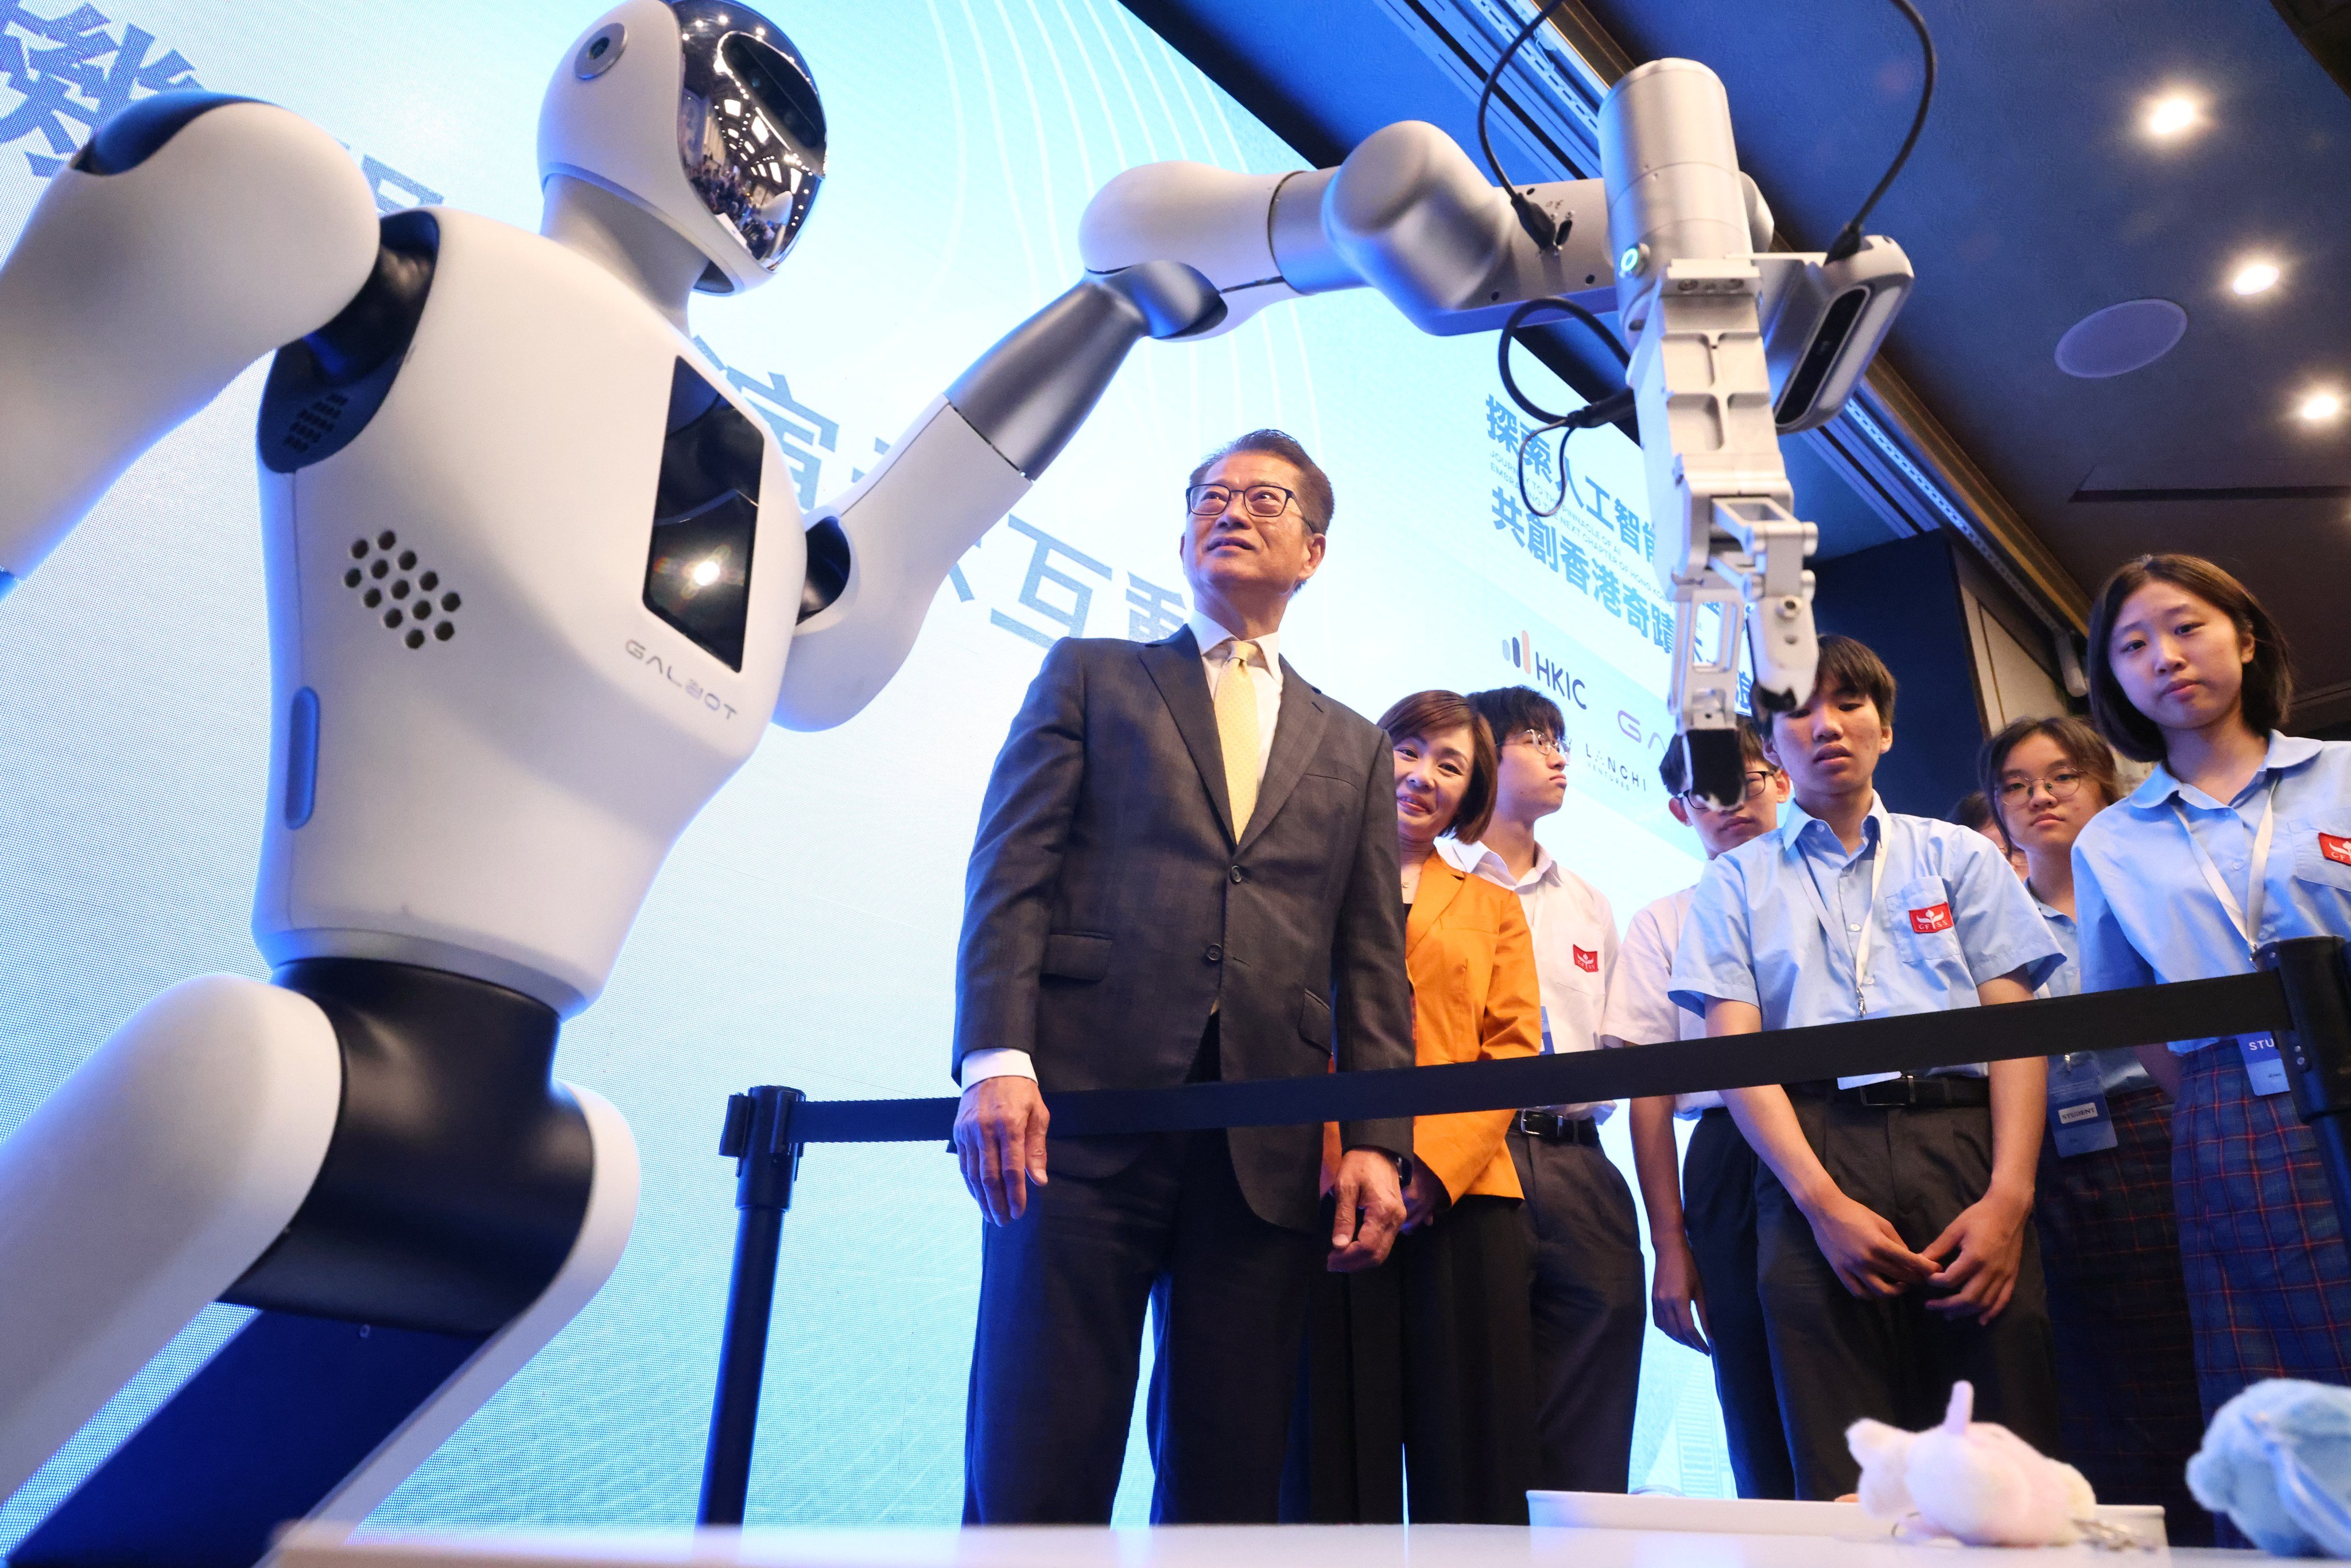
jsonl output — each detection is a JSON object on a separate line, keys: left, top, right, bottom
{"left": 954, "top": 625, "right": 1415, "bottom": 1233}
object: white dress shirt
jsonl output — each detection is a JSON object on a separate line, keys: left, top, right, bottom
{"left": 1439, "top": 836, "right": 1620, "bottom": 1121}
{"left": 962, "top": 611, "right": 1284, "bottom": 1088}
{"left": 1599, "top": 886, "right": 1717, "bottom": 1115}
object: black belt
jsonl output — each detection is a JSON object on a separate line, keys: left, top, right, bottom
{"left": 1790, "top": 1074, "right": 1991, "bottom": 1109}
{"left": 1515, "top": 1109, "right": 1600, "bottom": 1145}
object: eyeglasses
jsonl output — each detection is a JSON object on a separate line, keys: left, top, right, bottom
{"left": 1996, "top": 770, "right": 2086, "bottom": 805}
{"left": 1185, "top": 483, "right": 1304, "bottom": 522}
{"left": 1503, "top": 729, "right": 1565, "bottom": 758}
{"left": 1681, "top": 770, "right": 1775, "bottom": 809}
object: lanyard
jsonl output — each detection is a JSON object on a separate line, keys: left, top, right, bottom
{"left": 2171, "top": 782, "right": 2276, "bottom": 961}
{"left": 1801, "top": 826, "right": 1890, "bottom": 1016}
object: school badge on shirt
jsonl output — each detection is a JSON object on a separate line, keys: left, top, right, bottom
{"left": 1573, "top": 945, "right": 1599, "bottom": 972}
{"left": 1908, "top": 903, "right": 1954, "bottom": 934}
{"left": 2321, "top": 832, "right": 2351, "bottom": 867}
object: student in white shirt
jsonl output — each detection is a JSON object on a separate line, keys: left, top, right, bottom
{"left": 1600, "top": 719, "right": 1795, "bottom": 1501}
{"left": 1446, "top": 685, "right": 1643, "bottom": 1493}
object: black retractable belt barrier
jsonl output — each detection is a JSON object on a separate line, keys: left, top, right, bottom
{"left": 699, "top": 1085, "right": 802, "bottom": 1528}
{"left": 695, "top": 941, "right": 2351, "bottom": 1519}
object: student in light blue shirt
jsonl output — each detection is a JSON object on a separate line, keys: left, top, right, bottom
{"left": 1982, "top": 715, "right": 2205, "bottom": 1543}
{"left": 1670, "top": 635, "right": 2062, "bottom": 1500}
{"left": 2073, "top": 552, "right": 2351, "bottom": 1441}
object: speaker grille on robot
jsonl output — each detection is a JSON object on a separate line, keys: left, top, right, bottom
{"left": 281, "top": 391, "right": 350, "bottom": 455}
{"left": 345, "top": 531, "right": 462, "bottom": 648}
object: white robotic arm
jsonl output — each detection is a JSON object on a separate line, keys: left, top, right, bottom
{"left": 1074, "top": 68, "right": 1913, "bottom": 808}
{"left": 773, "top": 261, "right": 1220, "bottom": 730}
{"left": 0, "top": 95, "right": 379, "bottom": 589}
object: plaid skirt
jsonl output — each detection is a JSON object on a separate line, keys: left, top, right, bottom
{"left": 2173, "top": 1043, "right": 2351, "bottom": 1420}
{"left": 2034, "top": 1084, "right": 2209, "bottom": 1542}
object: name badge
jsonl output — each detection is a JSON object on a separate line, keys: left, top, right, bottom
{"left": 1539, "top": 1006, "right": 1555, "bottom": 1055}
{"left": 2239, "top": 1034, "right": 2291, "bottom": 1097}
{"left": 2046, "top": 1055, "right": 2117, "bottom": 1158}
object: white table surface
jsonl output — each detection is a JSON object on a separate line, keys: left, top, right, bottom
{"left": 273, "top": 1522, "right": 2272, "bottom": 1568}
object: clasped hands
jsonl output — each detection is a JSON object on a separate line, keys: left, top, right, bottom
{"left": 953, "top": 1076, "right": 1409, "bottom": 1271}
{"left": 1799, "top": 1181, "right": 2034, "bottom": 1324}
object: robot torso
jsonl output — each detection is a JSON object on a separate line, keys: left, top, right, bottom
{"left": 251, "top": 206, "right": 805, "bottom": 1015}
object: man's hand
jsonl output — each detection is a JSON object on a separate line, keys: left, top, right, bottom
{"left": 1922, "top": 1185, "right": 2032, "bottom": 1324}
{"left": 953, "top": 1076, "right": 1049, "bottom": 1225}
{"left": 1801, "top": 1190, "right": 1938, "bottom": 1299}
{"left": 1651, "top": 1230, "right": 1711, "bottom": 1354}
{"left": 1399, "top": 1161, "right": 1449, "bottom": 1231}
{"left": 1328, "top": 1148, "right": 1406, "bottom": 1272}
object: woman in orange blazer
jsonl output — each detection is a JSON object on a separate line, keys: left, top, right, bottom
{"left": 1283, "top": 690, "right": 1543, "bottom": 1526}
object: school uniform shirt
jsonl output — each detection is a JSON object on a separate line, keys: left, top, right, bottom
{"left": 2031, "top": 891, "right": 2151, "bottom": 1096}
{"left": 1670, "top": 794, "right": 2063, "bottom": 1085}
{"left": 1440, "top": 837, "right": 1619, "bottom": 1120}
{"left": 2074, "top": 733, "right": 2351, "bottom": 1052}
{"left": 1599, "top": 886, "right": 1720, "bottom": 1116}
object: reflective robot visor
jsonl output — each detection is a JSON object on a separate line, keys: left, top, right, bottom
{"left": 672, "top": 2, "right": 825, "bottom": 280}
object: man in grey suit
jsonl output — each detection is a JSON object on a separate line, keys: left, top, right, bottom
{"left": 954, "top": 429, "right": 1415, "bottom": 1525}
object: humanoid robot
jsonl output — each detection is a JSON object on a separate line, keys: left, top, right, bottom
{"left": 0, "top": 3, "right": 1219, "bottom": 1562}
{"left": 0, "top": 2, "right": 1910, "bottom": 1561}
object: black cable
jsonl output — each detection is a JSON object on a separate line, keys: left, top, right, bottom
{"left": 1497, "top": 296, "right": 1634, "bottom": 518}
{"left": 1825, "top": 0, "right": 1935, "bottom": 262}
{"left": 1474, "top": 0, "right": 1571, "bottom": 252}
{"left": 1496, "top": 295, "right": 1627, "bottom": 425}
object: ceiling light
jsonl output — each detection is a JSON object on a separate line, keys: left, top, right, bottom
{"left": 2298, "top": 390, "right": 2344, "bottom": 424}
{"left": 2230, "top": 259, "right": 2281, "bottom": 296}
{"left": 2143, "top": 94, "right": 2203, "bottom": 139}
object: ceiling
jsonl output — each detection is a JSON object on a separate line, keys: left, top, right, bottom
{"left": 1124, "top": 0, "right": 2351, "bottom": 730}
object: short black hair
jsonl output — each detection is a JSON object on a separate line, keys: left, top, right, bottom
{"left": 1803, "top": 634, "right": 1897, "bottom": 726}
{"left": 1949, "top": 790, "right": 2001, "bottom": 839}
{"left": 1187, "top": 429, "right": 1334, "bottom": 535}
{"left": 1462, "top": 685, "right": 1565, "bottom": 748}
{"left": 1659, "top": 717, "right": 1770, "bottom": 794}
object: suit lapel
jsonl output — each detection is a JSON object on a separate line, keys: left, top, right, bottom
{"left": 1406, "top": 854, "right": 1464, "bottom": 959}
{"left": 1237, "top": 657, "right": 1329, "bottom": 855}
{"left": 1138, "top": 627, "right": 1237, "bottom": 843}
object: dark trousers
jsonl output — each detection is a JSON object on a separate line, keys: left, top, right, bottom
{"left": 963, "top": 1125, "right": 1318, "bottom": 1523}
{"left": 2034, "top": 1083, "right": 2211, "bottom": 1546}
{"left": 1282, "top": 1194, "right": 1536, "bottom": 1523}
{"left": 1682, "top": 1108, "right": 1797, "bottom": 1501}
{"left": 1508, "top": 1127, "right": 1646, "bottom": 1492}
{"left": 1754, "top": 1095, "right": 2059, "bottom": 1500}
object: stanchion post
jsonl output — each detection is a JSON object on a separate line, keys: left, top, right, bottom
{"left": 698, "top": 1084, "right": 805, "bottom": 1527}
{"left": 2257, "top": 936, "right": 2351, "bottom": 1272}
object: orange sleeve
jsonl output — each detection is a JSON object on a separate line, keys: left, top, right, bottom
{"left": 1411, "top": 888, "right": 1542, "bottom": 1202}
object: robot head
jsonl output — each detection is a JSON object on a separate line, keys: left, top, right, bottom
{"left": 540, "top": 0, "right": 826, "bottom": 295}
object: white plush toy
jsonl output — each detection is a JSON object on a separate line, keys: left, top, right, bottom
{"left": 1848, "top": 1381, "right": 2100, "bottom": 1546}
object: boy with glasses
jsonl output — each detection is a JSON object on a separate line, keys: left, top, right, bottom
{"left": 1667, "top": 636, "right": 2063, "bottom": 1500}
{"left": 1446, "top": 686, "right": 1644, "bottom": 1493}
{"left": 1600, "top": 721, "right": 1796, "bottom": 1500}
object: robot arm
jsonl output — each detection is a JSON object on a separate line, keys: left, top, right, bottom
{"left": 772, "top": 260, "right": 1220, "bottom": 731}
{"left": 1076, "top": 77, "right": 1911, "bottom": 809}
{"left": 0, "top": 94, "right": 379, "bottom": 591}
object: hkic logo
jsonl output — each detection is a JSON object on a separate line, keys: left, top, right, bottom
{"left": 1573, "top": 946, "right": 1600, "bottom": 972}
{"left": 1502, "top": 631, "right": 1589, "bottom": 711}
{"left": 2321, "top": 832, "right": 2351, "bottom": 867}
{"left": 1909, "top": 903, "right": 1954, "bottom": 934}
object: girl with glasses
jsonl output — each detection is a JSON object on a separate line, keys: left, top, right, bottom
{"left": 1978, "top": 715, "right": 2207, "bottom": 1542}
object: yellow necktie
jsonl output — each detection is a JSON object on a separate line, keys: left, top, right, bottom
{"left": 1216, "top": 639, "right": 1261, "bottom": 832}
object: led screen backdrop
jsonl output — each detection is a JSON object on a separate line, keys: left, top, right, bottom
{"left": 0, "top": 0, "right": 1736, "bottom": 1536}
